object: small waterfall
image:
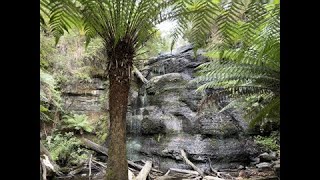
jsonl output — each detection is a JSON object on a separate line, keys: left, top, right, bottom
{"left": 153, "top": 62, "right": 166, "bottom": 75}
{"left": 129, "top": 84, "right": 148, "bottom": 135}
{"left": 127, "top": 85, "right": 148, "bottom": 160}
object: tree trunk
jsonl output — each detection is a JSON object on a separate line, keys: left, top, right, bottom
{"left": 106, "top": 40, "right": 133, "bottom": 180}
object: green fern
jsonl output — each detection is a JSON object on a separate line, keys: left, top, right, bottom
{"left": 193, "top": 0, "right": 280, "bottom": 128}
{"left": 43, "top": 132, "right": 92, "bottom": 166}
{"left": 62, "top": 114, "right": 93, "bottom": 133}
{"left": 170, "top": 0, "right": 220, "bottom": 51}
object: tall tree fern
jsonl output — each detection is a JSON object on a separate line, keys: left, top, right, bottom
{"left": 40, "top": 0, "right": 207, "bottom": 179}
{"left": 193, "top": 0, "right": 280, "bottom": 128}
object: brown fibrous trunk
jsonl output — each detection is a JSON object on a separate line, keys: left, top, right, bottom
{"left": 106, "top": 39, "right": 133, "bottom": 180}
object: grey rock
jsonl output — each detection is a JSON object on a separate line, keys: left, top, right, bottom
{"left": 197, "top": 112, "right": 239, "bottom": 138}
{"left": 256, "top": 162, "right": 272, "bottom": 171}
{"left": 273, "top": 163, "right": 280, "bottom": 177}
{"left": 269, "top": 151, "right": 277, "bottom": 159}
{"left": 63, "top": 44, "right": 262, "bottom": 172}
{"left": 172, "top": 44, "right": 193, "bottom": 55}
{"left": 250, "top": 157, "right": 260, "bottom": 165}
{"left": 272, "top": 159, "right": 280, "bottom": 166}
{"left": 259, "top": 152, "right": 277, "bottom": 162}
{"left": 146, "top": 73, "right": 186, "bottom": 95}
{"left": 141, "top": 116, "right": 165, "bottom": 135}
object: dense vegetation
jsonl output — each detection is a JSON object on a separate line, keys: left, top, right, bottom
{"left": 40, "top": 20, "right": 171, "bottom": 179}
{"left": 171, "top": 0, "right": 280, "bottom": 130}
{"left": 40, "top": 0, "right": 280, "bottom": 179}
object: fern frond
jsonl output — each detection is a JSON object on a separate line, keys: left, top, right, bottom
{"left": 195, "top": 0, "right": 280, "bottom": 127}
{"left": 170, "top": 0, "right": 220, "bottom": 50}
{"left": 47, "top": 0, "right": 82, "bottom": 45}
{"left": 248, "top": 96, "right": 280, "bottom": 128}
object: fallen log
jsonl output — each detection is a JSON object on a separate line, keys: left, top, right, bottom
{"left": 128, "top": 169, "right": 136, "bottom": 180}
{"left": 154, "top": 175, "right": 180, "bottom": 180}
{"left": 208, "top": 158, "right": 235, "bottom": 180}
{"left": 136, "top": 161, "right": 152, "bottom": 180}
{"left": 40, "top": 158, "right": 47, "bottom": 180}
{"left": 164, "top": 170, "right": 170, "bottom": 176}
{"left": 169, "top": 168, "right": 199, "bottom": 175}
{"left": 203, "top": 176, "right": 225, "bottom": 180}
{"left": 133, "top": 65, "right": 148, "bottom": 84}
{"left": 80, "top": 138, "right": 162, "bottom": 174}
{"left": 89, "top": 154, "right": 93, "bottom": 179}
{"left": 40, "top": 141, "right": 61, "bottom": 174}
{"left": 128, "top": 160, "right": 163, "bottom": 173}
{"left": 180, "top": 149, "right": 204, "bottom": 177}
{"left": 68, "top": 163, "right": 87, "bottom": 176}
{"left": 92, "top": 159, "right": 107, "bottom": 168}
{"left": 80, "top": 137, "right": 109, "bottom": 156}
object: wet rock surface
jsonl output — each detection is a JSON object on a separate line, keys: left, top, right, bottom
{"left": 126, "top": 45, "right": 261, "bottom": 172}
{"left": 61, "top": 44, "right": 276, "bottom": 175}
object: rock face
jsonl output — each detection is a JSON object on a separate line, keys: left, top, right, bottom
{"left": 126, "top": 45, "right": 260, "bottom": 171}
{"left": 61, "top": 44, "right": 261, "bottom": 172}
{"left": 61, "top": 78, "right": 108, "bottom": 123}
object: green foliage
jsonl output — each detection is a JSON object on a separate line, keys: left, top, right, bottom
{"left": 40, "top": 31, "right": 104, "bottom": 86}
{"left": 170, "top": 0, "right": 220, "bottom": 51}
{"left": 43, "top": 132, "right": 91, "bottom": 166}
{"left": 135, "top": 31, "right": 170, "bottom": 61}
{"left": 93, "top": 115, "right": 109, "bottom": 144}
{"left": 41, "top": 0, "right": 223, "bottom": 74}
{"left": 40, "top": 32, "right": 57, "bottom": 70}
{"left": 254, "top": 131, "right": 279, "bottom": 152}
{"left": 192, "top": 0, "right": 280, "bottom": 128}
{"left": 62, "top": 114, "right": 94, "bottom": 133}
{"left": 40, "top": 69, "right": 62, "bottom": 122}
{"left": 41, "top": 0, "right": 82, "bottom": 44}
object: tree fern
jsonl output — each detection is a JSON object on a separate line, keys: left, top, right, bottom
{"left": 170, "top": 0, "right": 220, "bottom": 51}
{"left": 193, "top": 0, "right": 280, "bottom": 128}
{"left": 41, "top": 1, "right": 205, "bottom": 178}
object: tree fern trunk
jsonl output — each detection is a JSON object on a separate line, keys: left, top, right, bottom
{"left": 106, "top": 41, "right": 133, "bottom": 180}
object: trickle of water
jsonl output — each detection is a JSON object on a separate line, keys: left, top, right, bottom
{"left": 129, "top": 85, "right": 148, "bottom": 135}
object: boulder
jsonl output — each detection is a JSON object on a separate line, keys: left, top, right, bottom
{"left": 141, "top": 116, "right": 165, "bottom": 135}
{"left": 273, "top": 163, "right": 280, "bottom": 178}
{"left": 256, "top": 162, "right": 272, "bottom": 171}
{"left": 259, "top": 152, "right": 277, "bottom": 162}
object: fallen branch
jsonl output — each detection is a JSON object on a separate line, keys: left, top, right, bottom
{"left": 133, "top": 65, "right": 148, "bottom": 84}
{"left": 169, "top": 168, "right": 199, "bottom": 175}
{"left": 68, "top": 164, "right": 87, "bottom": 176}
{"left": 80, "top": 137, "right": 108, "bottom": 156}
{"left": 40, "top": 141, "right": 61, "bottom": 174}
{"left": 80, "top": 138, "right": 163, "bottom": 174}
{"left": 40, "top": 158, "right": 47, "bottom": 180}
{"left": 164, "top": 170, "right": 170, "bottom": 176}
{"left": 136, "top": 161, "right": 152, "bottom": 180}
{"left": 208, "top": 158, "right": 218, "bottom": 175}
{"left": 89, "top": 154, "right": 93, "bottom": 179}
{"left": 92, "top": 159, "right": 107, "bottom": 168}
{"left": 128, "top": 169, "right": 136, "bottom": 180}
{"left": 180, "top": 149, "right": 204, "bottom": 177}
{"left": 128, "top": 160, "right": 163, "bottom": 173}
{"left": 208, "top": 158, "right": 235, "bottom": 180}
{"left": 203, "top": 176, "right": 225, "bottom": 180}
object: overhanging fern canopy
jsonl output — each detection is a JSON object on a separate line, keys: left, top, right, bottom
{"left": 191, "top": 0, "right": 280, "bottom": 127}
{"left": 41, "top": 0, "right": 191, "bottom": 50}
